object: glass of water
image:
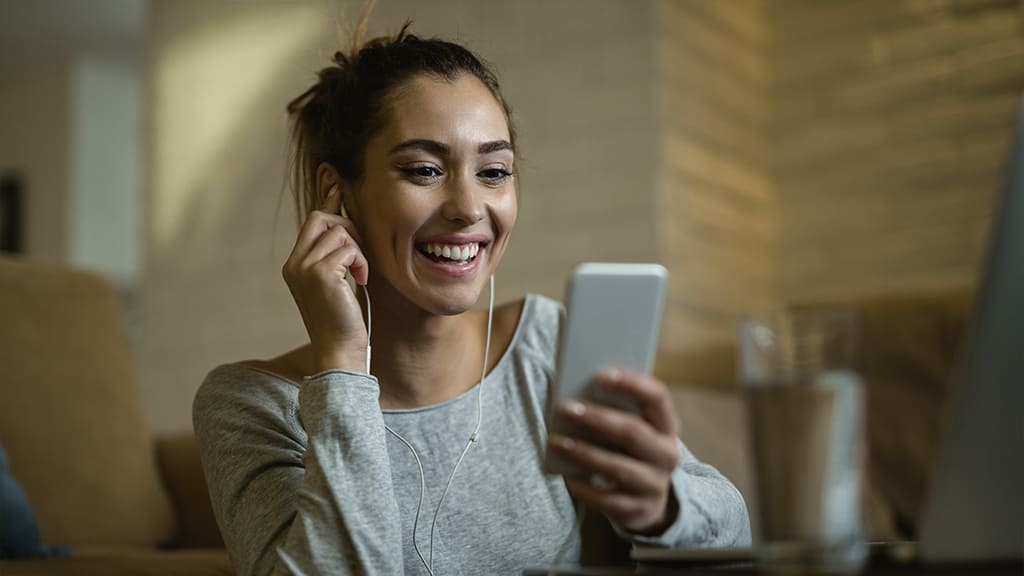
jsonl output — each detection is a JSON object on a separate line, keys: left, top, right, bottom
{"left": 738, "top": 307, "right": 868, "bottom": 573}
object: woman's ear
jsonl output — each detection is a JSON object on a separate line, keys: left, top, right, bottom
{"left": 315, "top": 162, "right": 344, "bottom": 213}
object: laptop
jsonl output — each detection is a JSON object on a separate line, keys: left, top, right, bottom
{"left": 916, "top": 95, "right": 1024, "bottom": 563}
{"left": 634, "top": 95, "right": 1024, "bottom": 567}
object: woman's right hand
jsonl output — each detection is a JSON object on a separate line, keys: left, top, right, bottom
{"left": 282, "top": 186, "right": 370, "bottom": 374}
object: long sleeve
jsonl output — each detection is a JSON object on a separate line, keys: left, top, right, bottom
{"left": 617, "top": 438, "right": 752, "bottom": 548}
{"left": 193, "top": 366, "right": 404, "bottom": 576}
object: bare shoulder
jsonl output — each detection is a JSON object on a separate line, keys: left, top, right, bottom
{"left": 494, "top": 297, "right": 527, "bottom": 333}
{"left": 238, "top": 344, "right": 314, "bottom": 385}
{"left": 474, "top": 297, "right": 526, "bottom": 370}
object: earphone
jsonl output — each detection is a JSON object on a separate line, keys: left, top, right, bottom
{"left": 341, "top": 192, "right": 495, "bottom": 575}
{"left": 340, "top": 201, "right": 372, "bottom": 373}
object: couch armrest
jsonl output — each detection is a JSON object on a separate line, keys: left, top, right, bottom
{"left": 154, "top": 431, "right": 224, "bottom": 549}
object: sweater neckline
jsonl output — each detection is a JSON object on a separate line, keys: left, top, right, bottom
{"left": 380, "top": 293, "right": 535, "bottom": 415}
{"left": 227, "top": 294, "right": 538, "bottom": 414}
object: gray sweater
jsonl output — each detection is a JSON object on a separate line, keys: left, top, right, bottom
{"left": 193, "top": 294, "right": 751, "bottom": 576}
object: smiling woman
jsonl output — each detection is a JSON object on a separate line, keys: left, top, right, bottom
{"left": 191, "top": 7, "right": 750, "bottom": 576}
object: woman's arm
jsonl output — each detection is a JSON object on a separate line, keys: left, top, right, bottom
{"left": 634, "top": 438, "right": 752, "bottom": 547}
{"left": 193, "top": 367, "right": 404, "bottom": 576}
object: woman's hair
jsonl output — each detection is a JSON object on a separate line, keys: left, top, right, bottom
{"left": 286, "top": 13, "right": 516, "bottom": 224}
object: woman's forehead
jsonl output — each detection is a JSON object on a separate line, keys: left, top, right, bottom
{"left": 378, "top": 74, "right": 511, "bottom": 152}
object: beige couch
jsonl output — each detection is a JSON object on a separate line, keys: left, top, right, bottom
{"left": 0, "top": 257, "right": 230, "bottom": 575}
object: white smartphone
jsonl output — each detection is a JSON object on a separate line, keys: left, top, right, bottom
{"left": 543, "top": 262, "right": 668, "bottom": 478}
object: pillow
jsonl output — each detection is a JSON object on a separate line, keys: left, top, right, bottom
{"left": 0, "top": 258, "right": 174, "bottom": 547}
{"left": 0, "top": 443, "right": 68, "bottom": 559}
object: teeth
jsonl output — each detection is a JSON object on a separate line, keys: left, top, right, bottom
{"left": 421, "top": 243, "right": 480, "bottom": 262}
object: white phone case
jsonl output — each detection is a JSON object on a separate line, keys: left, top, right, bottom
{"left": 543, "top": 262, "right": 668, "bottom": 478}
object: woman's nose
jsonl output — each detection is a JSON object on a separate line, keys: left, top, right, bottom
{"left": 441, "top": 173, "right": 485, "bottom": 225}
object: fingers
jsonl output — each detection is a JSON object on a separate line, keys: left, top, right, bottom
{"left": 597, "top": 369, "right": 680, "bottom": 437}
{"left": 289, "top": 211, "right": 348, "bottom": 262}
{"left": 290, "top": 225, "right": 367, "bottom": 285}
{"left": 289, "top": 184, "right": 362, "bottom": 263}
{"left": 285, "top": 194, "right": 367, "bottom": 286}
{"left": 562, "top": 475, "right": 662, "bottom": 526}
{"left": 557, "top": 398, "right": 679, "bottom": 471}
{"left": 319, "top": 241, "right": 370, "bottom": 286}
{"left": 318, "top": 185, "right": 362, "bottom": 243}
{"left": 331, "top": 217, "right": 363, "bottom": 246}
{"left": 564, "top": 475, "right": 642, "bottom": 520}
{"left": 549, "top": 370, "right": 682, "bottom": 533}
{"left": 548, "top": 434, "right": 664, "bottom": 496}
{"left": 562, "top": 470, "right": 674, "bottom": 534}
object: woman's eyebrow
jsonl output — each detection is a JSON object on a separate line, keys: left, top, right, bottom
{"left": 478, "top": 140, "right": 513, "bottom": 154}
{"left": 388, "top": 138, "right": 513, "bottom": 156}
{"left": 389, "top": 139, "right": 449, "bottom": 156}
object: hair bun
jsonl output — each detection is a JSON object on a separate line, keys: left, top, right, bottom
{"left": 286, "top": 19, "right": 516, "bottom": 231}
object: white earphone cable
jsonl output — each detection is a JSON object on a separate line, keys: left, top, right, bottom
{"left": 384, "top": 420, "right": 435, "bottom": 576}
{"left": 428, "top": 273, "right": 493, "bottom": 568}
{"left": 363, "top": 284, "right": 372, "bottom": 374}
{"left": 369, "top": 276, "right": 495, "bottom": 575}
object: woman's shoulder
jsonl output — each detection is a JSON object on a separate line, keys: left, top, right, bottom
{"left": 506, "top": 293, "right": 565, "bottom": 366}
{"left": 193, "top": 350, "right": 307, "bottom": 431}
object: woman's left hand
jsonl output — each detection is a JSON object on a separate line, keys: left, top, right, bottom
{"left": 547, "top": 368, "right": 681, "bottom": 534}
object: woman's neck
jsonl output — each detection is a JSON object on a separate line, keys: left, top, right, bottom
{"left": 360, "top": 285, "right": 488, "bottom": 410}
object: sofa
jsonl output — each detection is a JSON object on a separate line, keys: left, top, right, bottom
{"left": 0, "top": 257, "right": 230, "bottom": 575}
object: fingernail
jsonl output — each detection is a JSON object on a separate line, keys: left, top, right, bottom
{"left": 551, "top": 435, "right": 575, "bottom": 450}
{"left": 601, "top": 367, "right": 623, "bottom": 383}
{"left": 561, "top": 400, "right": 586, "bottom": 417}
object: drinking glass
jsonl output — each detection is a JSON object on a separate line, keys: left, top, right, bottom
{"left": 738, "top": 308, "right": 868, "bottom": 573}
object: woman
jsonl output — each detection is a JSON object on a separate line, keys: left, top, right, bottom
{"left": 193, "top": 22, "right": 750, "bottom": 576}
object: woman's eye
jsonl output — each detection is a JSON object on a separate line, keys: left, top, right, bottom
{"left": 479, "top": 168, "right": 512, "bottom": 183}
{"left": 400, "top": 165, "right": 443, "bottom": 181}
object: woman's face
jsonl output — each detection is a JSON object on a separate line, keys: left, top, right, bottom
{"left": 350, "top": 73, "right": 517, "bottom": 316}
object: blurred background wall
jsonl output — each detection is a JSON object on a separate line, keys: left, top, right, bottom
{"left": 0, "top": 0, "right": 145, "bottom": 322}
{"left": 654, "top": 1, "right": 777, "bottom": 352}
{"left": 142, "top": 0, "right": 661, "bottom": 431}
{"left": 1, "top": 0, "right": 1021, "bottom": 436}
{"left": 771, "top": 0, "right": 1023, "bottom": 303}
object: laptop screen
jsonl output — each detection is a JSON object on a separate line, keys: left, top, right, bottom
{"left": 918, "top": 96, "right": 1024, "bottom": 562}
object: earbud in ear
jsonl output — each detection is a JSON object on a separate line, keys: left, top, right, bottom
{"left": 340, "top": 201, "right": 350, "bottom": 219}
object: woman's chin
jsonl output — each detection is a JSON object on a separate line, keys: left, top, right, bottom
{"left": 420, "top": 285, "right": 487, "bottom": 316}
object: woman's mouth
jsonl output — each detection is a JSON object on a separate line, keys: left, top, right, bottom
{"left": 416, "top": 242, "right": 482, "bottom": 265}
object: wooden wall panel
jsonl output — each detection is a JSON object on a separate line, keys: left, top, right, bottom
{"left": 654, "top": 0, "right": 777, "bottom": 357}
{"left": 771, "top": 0, "right": 1024, "bottom": 304}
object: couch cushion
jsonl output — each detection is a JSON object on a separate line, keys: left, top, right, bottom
{"left": 155, "top": 432, "right": 223, "bottom": 548}
{"left": 0, "top": 442, "right": 69, "bottom": 559}
{"left": 0, "top": 258, "right": 174, "bottom": 547}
